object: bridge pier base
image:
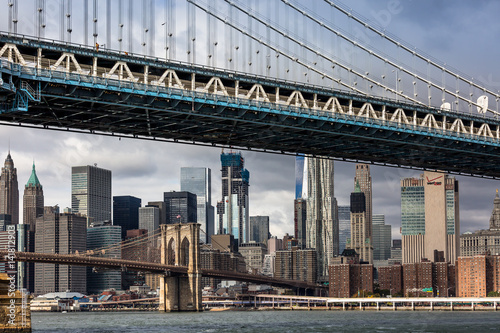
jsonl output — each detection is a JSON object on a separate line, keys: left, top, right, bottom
{"left": 159, "top": 223, "right": 202, "bottom": 312}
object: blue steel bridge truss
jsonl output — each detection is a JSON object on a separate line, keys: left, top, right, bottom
{"left": 1, "top": 34, "right": 500, "bottom": 178}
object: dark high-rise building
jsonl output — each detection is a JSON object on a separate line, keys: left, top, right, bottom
{"left": 113, "top": 195, "right": 141, "bottom": 240}
{"left": 0, "top": 152, "right": 19, "bottom": 225}
{"left": 87, "top": 221, "right": 122, "bottom": 294}
{"left": 72, "top": 165, "right": 112, "bottom": 227}
{"left": 16, "top": 224, "right": 35, "bottom": 293}
{"left": 0, "top": 214, "right": 11, "bottom": 231}
{"left": 294, "top": 199, "right": 306, "bottom": 249}
{"left": 164, "top": 191, "right": 197, "bottom": 224}
{"left": 216, "top": 152, "right": 250, "bottom": 244}
{"left": 250, "top": 216, "right": 269, "bottom": 245}
{"left": 35, "top": 206, "right": 87, "bottom": 295}
{"left": 181, "top": 167, "right": 214, "bottom": 243}
{"left": 338, "top": 205, "right": 351, "bottom": 253}
{"left": 23, "top": 162, "right": 44, "bottom": 230}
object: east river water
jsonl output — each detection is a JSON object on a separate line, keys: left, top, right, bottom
{"left": 32, "top": 310, "right": 500, "bottom": 332}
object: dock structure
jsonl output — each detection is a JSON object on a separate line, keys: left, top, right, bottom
{"left": 252, "top": 295, "right": 500, "bottom": 311}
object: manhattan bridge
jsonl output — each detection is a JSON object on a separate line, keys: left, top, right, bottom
{"left": 0, "top": 0, "right": 499, "bottom": 178}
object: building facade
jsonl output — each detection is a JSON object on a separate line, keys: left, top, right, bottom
{"left": 216, "top": 152, "right": 250, "bottom": 244}
{"left": 138, "top": 206, "right": 160, "bottom": 236}
{"left": 294, "top": 199, "right": 307, "bottom": 249}
{"left": 457, "top": 255, "right": 500, "bottom": 297}
{"left": 354, "top": 164, "right": 372, "bottom": 241}
{"left": 401, "top": 171, "right": 459, "bottom": 264}
{"left": 0, "top": 152, "right": 19, "bottom": 225}
{"left": 461, "top": 190, "right": 500, "bottom": 256}
{"left": 303, "top": 157, "right": 339, "bottom": 281}
{"left": 348, "top": 182, "right": 373, "bottom": 263}
{"left": 164, "top": 191, "right": 197, "bottom": 224}
{"left": 35, "top": 206, "right": 87, "bottom": 295}
{"left": 71, "top": 165, "right": 112, "bottom": 227}
{"left": 338, "top": 205, "right": 351, "bottom": 254}
{"left": 113, "top": 195, "right": 141, "bottom": 240}
{"left": 180, "top": 167, "right": 214, "bottom": 243}
{"left": 329, "top": 263, "right": 374, "bottom": 298}
{"left": 249, "top": 216, "right": 269, "bottom": 245}
{"left": 238, "top": 242, "right": 267, "bottom": 273}
{"left": 23, "top": 162, "right": 44, "bottom": 230}
{"left": 275, "top": 248, "right": 317, "bottom": 284}
{"left": 377, "top": 265, "right": 403, "bottom": 295}
{"left": 87, "top": 221, "right": 122, "bottom": 294}
{"left": 373, "top": 214, "right": 391, "bottom": 261}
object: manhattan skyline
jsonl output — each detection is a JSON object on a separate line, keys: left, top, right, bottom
{"left": 1, "top": 0, "right": 500, "bottom": 239}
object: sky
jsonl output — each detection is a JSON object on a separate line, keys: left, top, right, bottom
{"left": 1, "top": 0, "right": 500, "bottom": 240}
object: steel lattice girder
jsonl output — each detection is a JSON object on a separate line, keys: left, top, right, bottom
{"left": 2, "top": 70, "right": 500, "bottom": 178}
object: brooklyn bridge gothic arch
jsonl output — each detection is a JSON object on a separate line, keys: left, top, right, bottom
{"left": 159, "top": 223, "right": 202, "bottom": 312}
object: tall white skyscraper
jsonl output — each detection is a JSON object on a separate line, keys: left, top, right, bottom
{"left": 72, "top": 165, "right": 112, "bottom": 227}
{"left": 303, "top": 157, "right": 338, "bottom": 282}
{"left": 181, "top": 167, "right": 214, "bottom": 243}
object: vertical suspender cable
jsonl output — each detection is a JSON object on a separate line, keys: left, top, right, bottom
{"left": 106, "top": 0, "right": 111, "bottom": 49}
{"left": 119, "top": 0, "right": 123, "bottom": 51}
{"left": 84, "top": 0, "right": 88, "bottom": 45}
{"left": 13, "top": 0, "right": 18, "bottom": 35}
{"left": 66, "top": 0, "right": 72, "bottom": 43}
{"left": 60, "top": 0, "right": 64, "bottom": 41}
{"left": 8, "top": 1, "right": 13, "bottom": 34}
{"left": 149, "top": 0, "right": 155, "bottom": 57}
{"left": 129, "top": 0, "right": 133, "bottom": 54}
{"left": 93, "top": 0, "right": 98, "bottom": 46}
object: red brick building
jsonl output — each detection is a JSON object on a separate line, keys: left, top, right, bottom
{"left": 378, "top": 265, "right": 403, "bottom": 295}
{"left": 329, "top": 264, "right": 373, "bottom": 298}
{"left": 402, "top": 262, "right": 455, "bottom": 297}
{"left": 457, "top": 255, "right": 500, "bottom": 297}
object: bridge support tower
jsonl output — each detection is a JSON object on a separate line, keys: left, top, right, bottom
{"left": 159, "top": 223, "right": 202, "bottom": 312}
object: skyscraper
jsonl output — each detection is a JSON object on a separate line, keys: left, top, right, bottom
{"left": 113, "top": 195, "right": 142, "bottom": 240}
{"left": 294, "top": 199, "right": 307, "bottom": 249}
{"left": 164, "top": 191, "right": 197, "bottom": 224}
{"left": 35, "top": 206, "right": 87, "bottom": 294}
{"left": 0, "top": 152, "right": 19, "bottom": 225}
{"left": 303, "top": 157, "right": 339, "bottom": 281}
{"left": 23, "top": 162, "right": 44, "bottom": 229}
{"left": 180, "top": 167, "right": 214, "bottom": 243}
{"left": 338, "top": 205, "right": 351, "bottom": 253}
{"left": 87, "top": 221, "right": 122, "bottom": 294}
{"left": 19, "top": 162, "right": 42, "bottom": 293}
{"left": 71, "top": 165, "right": 112, "bottom": 227}
{"left": 250, "top": 215, "right": 270, "bottom": 245}
{"left": 216, "top": 152, "right": 250, "bottom": 244}
{"left": 401, "top": 171, "right": 459, "bottom": 264}
{"left": 354, "top": 163, "right": 372, "bottom": 247}
{"left": 139, "top": 206, "right": 160, "bottom": 235}
{"left": 372, "top": 214, "right": 392, "bottom": 261}
{"left": 348, "top": 181, "right": 373, "bottom": 263}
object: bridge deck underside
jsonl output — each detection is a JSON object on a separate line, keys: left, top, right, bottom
{"left": 1, "top": 77, "right": 499, "bottom": 178}
{"left": 1, "top": 77, "right": 499, "bottom": 177}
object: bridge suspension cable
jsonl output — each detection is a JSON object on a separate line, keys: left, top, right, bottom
{"left": 320, "top": 0, "right": 500, "bottom": 116}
